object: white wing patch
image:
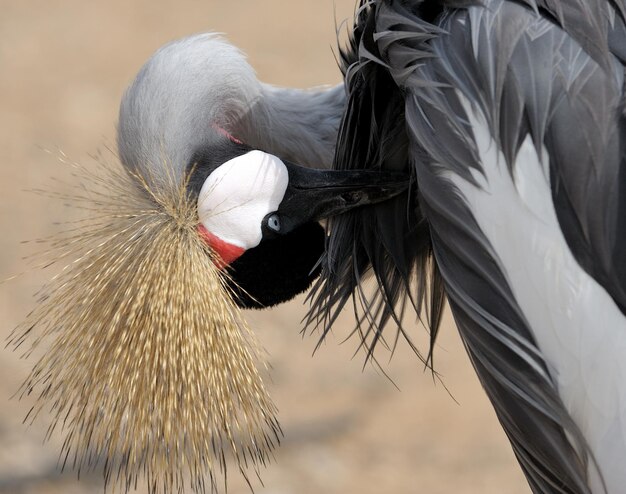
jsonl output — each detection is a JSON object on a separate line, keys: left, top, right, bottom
{"left": 443, "top": 94, "right": 626, "bottom": 493}
{"left": 197, "top": 150, "right": 289, "bottom": 249}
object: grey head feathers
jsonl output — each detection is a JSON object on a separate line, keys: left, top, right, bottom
{"left": 118, "top": 33, "right": 345, "bottom": 186}
{"left": 118, "top": 34, "right": 260, "bottom": 181}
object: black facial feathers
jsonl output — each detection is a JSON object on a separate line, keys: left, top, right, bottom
{"left": 225, "top": 222, "right": 325, "bottom": 309}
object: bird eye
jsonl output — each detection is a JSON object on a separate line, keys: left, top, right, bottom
{"left": 266, "top": 214, "right": 281, "bottom": 232}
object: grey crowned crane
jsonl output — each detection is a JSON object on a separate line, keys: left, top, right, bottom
{"left": 13, "top": 1, "right": 626, "bottom": 493}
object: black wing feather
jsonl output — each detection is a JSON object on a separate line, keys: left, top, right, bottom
{"left": 307, "top": 0, "right": 445, "bottom": 366}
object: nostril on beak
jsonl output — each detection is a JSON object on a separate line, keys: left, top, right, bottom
{"left": 341, "top": 190, "right": 364, "bottom": 205}
{"left": 344, "top": 190, "right": 363, "bottom": 204}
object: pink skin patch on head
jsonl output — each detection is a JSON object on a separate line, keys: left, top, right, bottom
{"left": 198, "top": 224, "right": 245, "bottom": 269}
{"left": 211, "top": 123, "right": 243, "bottom": 145}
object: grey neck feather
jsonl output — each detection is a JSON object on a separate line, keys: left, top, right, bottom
{"left": 117, "top": 33, "right": 344, "bottom": 185}
{"left": 243, "top": 83, "right": 345, "bottom": 168}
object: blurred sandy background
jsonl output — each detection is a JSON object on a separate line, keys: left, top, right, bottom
{"left": 0, "top": 1, "right": 528, "bottom": 493}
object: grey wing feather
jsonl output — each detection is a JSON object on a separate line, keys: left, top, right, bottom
{"left": 316, "top": 0, "right": 626, "bottom": 491}
{"left": 435, "top": 0, "right": 626, "bottom": 314}
{"left": 496, "top": 3, "right": 626, "bottom": 313}
{"left": 376, "top": 0, "right": 623, "bottom": 492}
{"left": 394, "top": 1, "right": 626, "bottom": 491}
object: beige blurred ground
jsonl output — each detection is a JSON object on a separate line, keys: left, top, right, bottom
{"left": 0, "top": 2, "right": 528, "bottom": 493}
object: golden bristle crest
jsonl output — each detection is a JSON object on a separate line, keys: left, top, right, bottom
{"left": 9, "top": 154, "right": 281, "bottom": 493}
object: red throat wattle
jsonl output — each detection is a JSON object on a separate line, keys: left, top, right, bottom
{"left": 197, "top": 224, "right": 245, "bottom": 268}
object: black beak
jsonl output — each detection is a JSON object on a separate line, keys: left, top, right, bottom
{"left": 275, "top": 162, "right": 410, "bottom": 234}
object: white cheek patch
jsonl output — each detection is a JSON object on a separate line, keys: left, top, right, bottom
{"left": 197, "top": 150, "right": 289, "bottom": 250}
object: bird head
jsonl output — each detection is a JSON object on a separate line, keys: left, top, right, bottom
{"left": 118, "top": 33, "right": 408, "bottom": 308}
